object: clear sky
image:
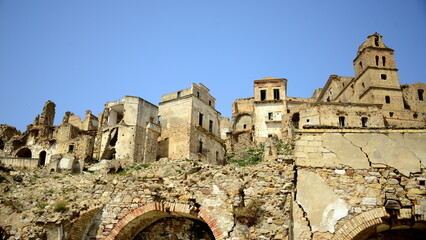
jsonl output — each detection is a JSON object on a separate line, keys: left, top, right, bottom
{"left": 1, "top": 0, "right": 426, "bottom": 131}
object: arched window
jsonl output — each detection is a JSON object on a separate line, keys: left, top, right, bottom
{"left": 375, "top": 56, "right": 379, "bottom": 66}
{"left": 382, "top": 56, "right": 386, "bottom": 66}
{"left": 385, "top": 96, "right": 390, "bottom": 104}
{"left": 359, "top": 61, "right": 363, "bottom": 69}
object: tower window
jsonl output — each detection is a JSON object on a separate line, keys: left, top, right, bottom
{"left": 273, "top": 89, "right": 280, "bottom": 100}
{"left": 196, "top": 91, "right": 200, "bottom": 97}
{"left": 177, "top": 91, "right": 182, "bottom": 97}
{"left": 209, "top": 120, "right": 213, "bottom": 133}
{"left": 418, "top": 89, "right": 424, "bottom": 101}
{"left": 359, "top": 61, "right": 363, "bottom": 69}
{"left": 381, "top": 74, "right": 387, "bottom": 80}
{"left": 339, "top": 117, "right": 345, "bottom": 127}
{"left": 199, "top": 113, "right": 204, "bottom": 126}
{"left": 385, "top": 96, "right": 390, "bottom": 104}
{"left": 361, "top": 117, "right": 368, "bottom": 127}
{"left": 382, "top": 56, "right": 386, "bottom": 66}
{"left": 209, "top": 100, "right": 212, "bottom": 106}
{"left": 374, "top": 35, "right": 379, "bottom": 46}
{"left": 260, "top": 90, "right": 266, "bottom": 101}
{"left": 375, "top": 56, "right": 379, "bottom": 66}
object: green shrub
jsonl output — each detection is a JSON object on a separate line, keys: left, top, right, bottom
{"left": 53, "top": 200, "right": 68, "bottom": 212}
{"left": 276, "top": 139, "right": 292, "bottom": 155}
{"left": 228, "top": 145, "right": 264, "bottom": 166}
{"left": 37, "top": 201, "right": 48, "bottom": 209}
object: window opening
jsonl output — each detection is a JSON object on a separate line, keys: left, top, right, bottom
{"left": 209, "top": 120, "right": 213, "bottom": 133}
{"left": 359, "top": 61, "right": 363, "bottom": 69}
{"left": 39, "top": 151, "right": 46, "bottom": 167}
{"left": 375, "top": 56, "right": 379, "bottom": 66}
{"left": 287, "top": 109, "right": 290, "bottom": 113}
{"left": 209, "top": 100, "right": 212, "bottom": 106}
{"left": 243, "top": 124, "right": 247, "bottom": 129}
{"left": 177, "top": 91, "right": 182, "bottom": 97}
{"left": 414, "top": 113, "right": 418, "bottom": 119}
{"left": 268, "top": 112, "right": 273, "bottom": 120}
{"left": 292, "top": 113, "right": 300, "bottom": 129}
{"left": 157, "top": 115, "right": 162, "bottom": 122}
{"left": 374, "top": 35, "right": 379, "bottom": 46}
{"left": 197, "top": 91, "right": 200, "bottom": 97}
{"left": 362, "top": 83, "right": 365, "bottom": 88}
{"left": 199, "top": 141, "right": 203, "bottom": 154}
{"left": 68, "top": 145, "right": 74, "bottom": 153}
{"left": 273, "top": 89, "right": 280, "bottom": 100}
{"left": 381, "top": 74, "right": 387, "bottom": 80}
{"left": 361, "top": 117, "right": 368, "bottom": 127}
{"left": 260, "top": 90, "right": 266, "bottom": 101}
{"left": 418, "top": 89, "right": 424, "bottom": 101}
{"left": 199, "top": 113, "right": 204, "bottom": 126}
{"left": 306, "top": 119, "right": 310, "bottom": 123}
{"left": 419, "top": 180, "right": 425, "bottom": 186}
{"left": 339, "top": 116, "right": 345, "bottom": 127}
{"left": 389, "top": 112, "right": 394, "bottom": 117}
{"left": 382, "top": 56, "right": 386, "bottom": 66}
{"left": 385, "top": 96, "right": 390, "bottom": 104}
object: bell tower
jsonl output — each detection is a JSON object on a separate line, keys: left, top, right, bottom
{"left": 352, "top": 33, "right": 404, "bottom": 110}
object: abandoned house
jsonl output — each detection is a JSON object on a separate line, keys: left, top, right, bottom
{"left": 94, "top": 96, "right": 160, "bottom": 166}
{"left": 158, "top": 83, "right": 225, "bottom": 164}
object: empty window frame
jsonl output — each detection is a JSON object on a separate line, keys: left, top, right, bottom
{"left": 268, "top": 112, "right": 273, "bottom": 120}
{"left": 381, "top": 74, "right": 387, "bottom": 80}
{"left": 273, "top": 89, "right": 280, "bottom": 100}
{"left": 389, "top": 112, "right": 394, "bottom": 117}
{"left": 209, "top": 100, "right": 212, "bottom": 106}
{"left": 339, "top": 116, "right": 345, "bottom": 127}
{"left": 68, "top": 145, "right": 74, "bottom": 153}
{"left": 374, "top": 35, "right": 379, "bottom": 46}
{"left": 382, "top": 56, "right": 386, "bottom": 66}
{"left": 196, "top": 91, "right": 200, "bottom": 97}
{"left": 375, "top": 56, "right": 379, "bottom": 66}
{"left": 385, "top": 96, "right": 390, "bottom": 104}
{"left": 177, "top": 91, "right": 182, "bottom": 97}
{"left": 199, "top": 141, "right": 203, "bottom": 154}
{"left": 418, "top": 89, "right": 424, "bottom": 101}
{"left": 359, "top": 61, "right": 363, "bottom": 69}
{"left": 199, "top": 113, "right": 204, "bottom": 126}
{"left": 209, "top": 120, "right": 213, "bottom": 133}
{"left": 260, "top": 89, "right": 267, "bottom": 101}
{"left": 361, "top": 117, "right": 368, "bottom": 127}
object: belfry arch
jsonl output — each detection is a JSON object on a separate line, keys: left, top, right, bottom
{"left": 105, "top": 202, "right": 222, "bottom": 240}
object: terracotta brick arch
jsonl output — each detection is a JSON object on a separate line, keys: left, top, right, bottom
{"left": 331, "top": 208, "right": 389, "bottom": 240}
{"left": 105, "top": 202, "right": 224, "bottom": 240}
{"left": 67, "top": 207, "right": 104, "bottom": 240}
{"left": 332, "top": 207, "right": 426, "bottom": 240}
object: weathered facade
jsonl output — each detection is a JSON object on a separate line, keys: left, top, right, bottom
{"left": 158, "top": 83, "right": 225, "bottom": 164}
{"left": 94, "top": 96, "right": 160, "bottom": 166}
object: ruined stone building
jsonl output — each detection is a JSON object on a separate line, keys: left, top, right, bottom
{"left": 1, "top": 33, "right": 426, "bottom": 240}
{"left": 223, "top": 33, "right": 426, "bottom": 154}
{"left": 94, "top": 96, "right": 160, "bottom": 166}
{"left": 0, "top": 101, "right": 98, "bottom": 172}
{"left": 158, "top": 83, "right": 225, "bottom": 164}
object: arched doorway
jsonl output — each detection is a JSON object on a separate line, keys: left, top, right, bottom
{"left": 104, "top": 202, "right": 222, "bottom": 240}
{"left": 39, "top": 151, "right": 46, "bottom": 167}
{"left": 16, "top": 148, "right": 32, "bottom": 158}
{"left": 332, "top": 208, "right": 426, "bottom": 240}
{"left": 133, "top": 216, "right": 214, "bottom": 240}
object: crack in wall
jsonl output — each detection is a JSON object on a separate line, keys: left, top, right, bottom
{"left": 341, "top": 134, "right": 372, "bottom": 167}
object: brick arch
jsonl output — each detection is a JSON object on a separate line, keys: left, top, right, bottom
{"left": 66, "top": 207, "right": 104, "bottom": 240}
{"left": 105, "top": 202, "right": 224, "bottom": 240}
{"left": 331, "top": 208, "right": 389, "bottom": 240}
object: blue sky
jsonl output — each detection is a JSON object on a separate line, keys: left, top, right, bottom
{"left": 1, "top": 0, "right": 426, "bottom": 131}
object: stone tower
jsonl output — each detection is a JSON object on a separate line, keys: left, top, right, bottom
{"left": 352, "top": 33, "right": 404, "bottom": 110}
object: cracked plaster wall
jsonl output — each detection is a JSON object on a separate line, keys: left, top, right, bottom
{"left": 295, "top": 131, "right": 426, "bottom": 176}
